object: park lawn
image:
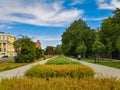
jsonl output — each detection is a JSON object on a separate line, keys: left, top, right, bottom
{"left": 0, "top": 56, "right": 51, "bottom": 72}
{"left": 46, "top": 56, "right": 80, "bottom": 65}
{"left": 0, "top": 62, "right": 27, "bottom": 72}
{"left": 82, "top": 58, "right": 120, "bottom": 69}
{"left": 97, "top": 61, "right": 120, "bottom": 69}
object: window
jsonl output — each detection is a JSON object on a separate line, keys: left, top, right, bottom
{"left": 3, "top": 36, "right": 5, "bottom": 40}
{"left": 4, "top": 36, "right": 6, "bottom": 40}
{"left": 1, "top": 36, "right": 3, "bottom": 40}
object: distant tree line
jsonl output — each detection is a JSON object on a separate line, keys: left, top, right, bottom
{"left": 62, "top": 8, "right": 120, "bottom": 60}
{"left": 45, "top": 45, "right": 62, "bottom": 56}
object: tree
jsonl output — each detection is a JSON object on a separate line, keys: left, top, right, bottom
{"left": 14, "top": 36, "right": 36, "bottom": 63}
{"left": 92, "top": 35, "right": 105, "bottom": 63}
{"left": 62, "top": 19, "right": 96, "bottom": 57}
{"left": 99, "top": 8, "right": 120, "bottom": 59}
{"left": 75, "top": 42, "right": 86, "bottom": 58}
{"left": 35, "top": 48, "right": 43, "bottom": 59}
{"left": 45, "top": 46, "right": 54, "bottom": 56}
{"left": 116, "top": 36, "right": 120, "bottom": 51}
{"left": 54, "top": 44, "right": 62, "bottom": 55}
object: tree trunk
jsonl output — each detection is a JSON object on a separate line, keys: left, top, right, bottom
{"left": 94, "top": 54, "right": 97, "bottom": 63}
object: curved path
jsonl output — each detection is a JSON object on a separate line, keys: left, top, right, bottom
{"left": 0, "top": 59, "right": 50, "bottom": 79}
{"left": 69, "top": 57, "right": 120, "bottom": 78}
{"left": 1, "top": 57, "right": 120, "bottom": 79}
{"left": 79, "top": 60, "right": 120, "bottom": 78}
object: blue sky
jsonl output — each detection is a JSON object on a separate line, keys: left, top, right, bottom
{"left": 0, "top": 0, "right": 120, "bottom": 48}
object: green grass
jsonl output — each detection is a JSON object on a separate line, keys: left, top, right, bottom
{"left": 46, "top": 56, "right": 80, "bottom": 65}
{"left": 97, "top": 61, "right": 120, "bottom": 69}
{"left": 0, "top": 77, "right": 120, "bottom": 90}
{"left": 0, "top": 56, "right": 51, "bottom": 72}
{"left": 0, "top": 62, "right": 27, "bottom": 72}
{"left": 82, "top": 58, "right": 120, "bottom": 69}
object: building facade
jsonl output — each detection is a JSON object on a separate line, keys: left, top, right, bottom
{"left": 35, "top": 40, "right": 42, "bottom": 49}
{"left": 0, "top": 32, "right": 15, "bottom": 57}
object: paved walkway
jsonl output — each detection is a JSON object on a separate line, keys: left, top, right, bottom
{"left": 79, "top": 60, "right": 120, "bottom": 78}
{"left": 0, "top": 59, "right": 50, "bottom": 79}
{"left": 68, "top": 57, "right": 120, "bottom": 78}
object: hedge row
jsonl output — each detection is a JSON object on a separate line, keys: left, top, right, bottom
{"left": 25, "top": 65, "right": 94, "bottom": 78}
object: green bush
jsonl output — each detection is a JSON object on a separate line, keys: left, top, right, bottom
{"left": 14, "top": 36, "right": 36, "bottom": 63}
{"left": 25, "top": 65, "right": 94, "bottom": 78}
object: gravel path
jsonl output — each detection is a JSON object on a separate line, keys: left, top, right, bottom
{"left": 68, "top": 57, "right": 120, "bottom": 78}
{"left": 79, "top": 60, "right": 120, "bottom": 78}
{"left": 0, "top": 59, "right": 50, "bottom": 79}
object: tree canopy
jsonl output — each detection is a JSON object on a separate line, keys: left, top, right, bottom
{"left": 99, "top": 8, "right": 120, "bottom": 59}
{"left": 62, "top": 19, "right": 96, "bottom": 57}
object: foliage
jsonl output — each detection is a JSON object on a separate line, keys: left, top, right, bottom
{"left": 116, "top": 36, "right": 120, "bottom": 51}
{"left": 99, "top": 8, "right": 120, "bottom": 59}
{"left": 25, "top": 64, "right": 94, "bottom": 78}
{"left": 92, "top": 35, "right": 105, "bottom": 54}
{"left": 75, "top": 41, "right": 87, "bottom": 55}
{"left": 62, "top": 19, "right": 96, "bottom": 57}
{"left": 0, "top": 77, "right": 120, "bottom": 90}
{"left": 54, "top": 44, "right": 62, "bottom": 55}
{"left": 45, "top": 56, "right": 80, "bottom": 65}
{"left": 14, "top": 36, "right": 36, "bottom": 63}
{"left": 35, "top": 48, "right": 43, "bottom": 59}
{"left": 45, "top": 46, "right": 54, "bottom": 55}
{"left": 0, "top": 62, "right": 27, "bottom": 72}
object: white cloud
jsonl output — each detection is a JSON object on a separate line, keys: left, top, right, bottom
{"left": 0, "top": 24, "right": 13, "bottom": 29}
{"left": 0, "top": 0, "right": 83, "bottom": 27}
{"left": 85, "top": 17, "right": 107, "bottom": 21}
{"left": 70, "top": 0, "right": 84, "bottom": 6}
{"left": 97, "top": 0, "right": 120, "bottom": 10}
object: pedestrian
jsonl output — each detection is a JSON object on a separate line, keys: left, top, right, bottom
{"left": 78, "top": 55, "right": 81, "bottom": 60}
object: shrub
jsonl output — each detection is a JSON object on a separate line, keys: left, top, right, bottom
{"left": 35, "top": 48, "right": 43, "bottom": 59}
{"left": 0, "top": 77, "right": 120, "bottom": 90}
{"left": 25, "top": 65, "right": 94, "bottom": 78}
{"left": 14, "top": 36, "right": 36, "bottom": 63}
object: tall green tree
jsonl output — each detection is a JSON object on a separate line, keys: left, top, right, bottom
{"left": 75, "top": 42, "right": 86, "bottom": 58}
{"left": 92, "top": 35, "right": 105, "bottom": 63}
{"left": 45, "top": 46, "right": 54, "bottom": 56}
{"left": 62, "top": 19, "right": 96, "bottom": 57}
{"left": 116, "top": 36, "right": 120, "bottom": 51}
{"left": 99, "top": 8, "right": 120, "bottom": 59}
{"left": 54, "top": 44, "right": 62, "bottom": 55}
{"left": 14, "top": 36, "right": 36, "bottom": 63}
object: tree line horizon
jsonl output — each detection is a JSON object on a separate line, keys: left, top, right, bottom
{"left": 61, "top": 8, "right": 120, "bottom": 60}
{"left": 13, "top": 8, "right": 120, "bottom": 63}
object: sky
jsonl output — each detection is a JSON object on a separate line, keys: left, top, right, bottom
{"left": 0, "top": 0, "right": 120, "bottom": 49}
